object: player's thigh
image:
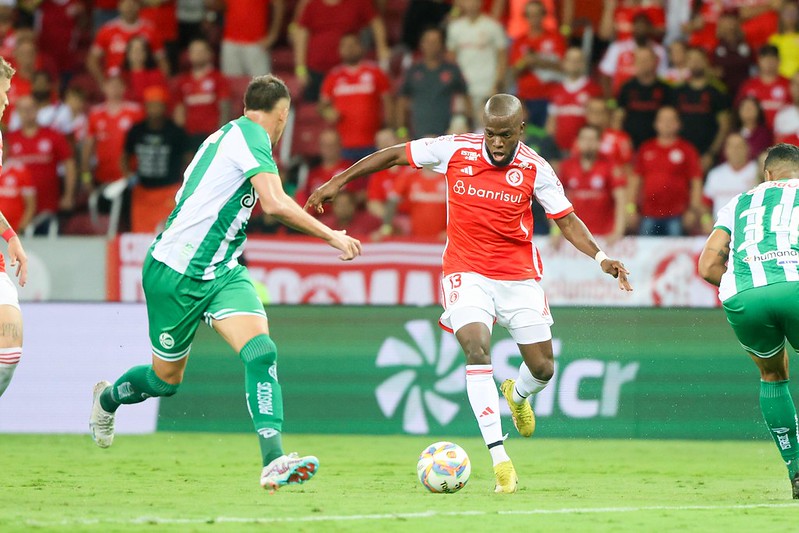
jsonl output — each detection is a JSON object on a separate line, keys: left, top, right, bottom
{"left": 205, "top": 266, "right": 269, "bottom": 353}
{"left": 493, "top": 279, "right": 553, "bottom": 344}
{"left": 440, "top": 272, "right": 496, "bottom": 335}
{"left": 775, "top": 283, "right": 799, "bottom": 353}
{"left": 219, "top": 41, "right": 245, "bottom": 76}
{"left": 243, "top": 44, "right": 270, "bottom": 76}
{"left": 0, "top": 273, "right": 22, "bottom": 348}
{"left": 723, "top": 287, "right": 786, "bottom": 359}
{"left": 142, "top": 256, "right": 206, "bottom": 363}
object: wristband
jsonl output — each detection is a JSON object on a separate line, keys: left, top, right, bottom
{"left": 295, "top": 65, "right": 308, "bottom": 76}
{"left": 2, "top": 228, "right": 16, "bottom": 242}
{"left": 549, "top": 225, "right": 561, "bottom": 236}
{"left": 81, "top": 171, "right": 92, "bottom": 184}
{"left": 625, "top": 202, "right": 637, "bottom": 215}
{"left": 595, "top": 251, "right": 608, "bottom": 265}
{"left": 701, "top": 213, "right": 713, "bottom": 225}
{"left": 379, "top": 223, "right": 393, "bottom": 236}
{"left": 396, "top": 126, "right": 408, "bottom": 139}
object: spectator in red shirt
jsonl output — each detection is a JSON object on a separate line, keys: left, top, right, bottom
{"left": 630, "top": 106, "right": 704, "bottom": 236}
{"left": 6, "top": 94, "right": 77, "bottom": 217}
{"left": 599, "top": 11, "right": 668, "bottom": 98}
{"left": 81, "top": 76, "right": 144, "bottom": 187}
{"left": 557, "top": 125, "right": 626, "bottom": 242}
{"left": 139, "top": 0, "right": 179, "bottom": 72}
{"left": 29, "top": 0, "right": 84, "bottom": 79}
{"left": 734, "top": 95, "right": 774, "bottom": 160}
{"left": 294, "top": 129, "right": 357, "bottom": 207}
{"left": 366, "top": 128, "right": 412, "bottom": 234}
{"left": 87, "top": 0, "right": 169, "bottom": 85}
{"left": 0, "top": 157, "right": 35, "bottom": 233}
{"left": 293, "top": 0, "right": 389, "bottom": 102}
{"left": 382, "top": 165, "right": 447, "bottom": 241}
{"left": 736, "top": 44, "right": 791, "bottom": 130}
{"left": 544, "top": 46, "right": 602, "bottom": 153}
{"left": 509, "top": 0, "right": 566, "bottom": 127}
{"left": 220, "top": 0, "right": 284, "bottom": 77}
{"left": 319, "top": 189, "right": 380, "bottom": 240}
{"left": 121, "top": 36, "right": 170, "bottom": 105}
{"left": 319, "top": 33, "right": 393, "bottom": 163}
{"left": 0, "top": 1, "right": 16, "bottom": 60}
{"left": 599, "top": 0, "right": 666, "bottom": 42}
{"left": 585, "top": 96, "right": 635, "bottom": 174}
{"left": 711, "top": 11, "right": 755, "bottom": 97}
{"left": 173, "top": 38, "right": 230, "bottom": 150}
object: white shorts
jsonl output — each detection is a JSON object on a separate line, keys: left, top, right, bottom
{"left": 0, "top": 272, "right": 20, "bottom": 309}
{"left": 439, "top": 272, "right": 553, "bottom": 345}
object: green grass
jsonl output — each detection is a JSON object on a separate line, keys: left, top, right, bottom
{"left": 1, "top": 433, "right": 797, "bottom": 532}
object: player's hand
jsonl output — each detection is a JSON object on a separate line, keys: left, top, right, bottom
{"left": 8, "top": 236, "right": 28, "bottom": 287}
{"left": 305, "top": 180, "right": 341, "bottom": 214}
{"left": 601, "top": 258, "right": 632, "bottom": 292}
{"left": 327, "top": 230, "right": 362, "bottom": 261}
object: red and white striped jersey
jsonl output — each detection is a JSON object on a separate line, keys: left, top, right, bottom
{"left": 406, "top": 133, "right": 573, "bottom": 281}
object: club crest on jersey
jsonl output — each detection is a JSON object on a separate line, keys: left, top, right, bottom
{"left": 460, "top": 150, "right": 479, "bottom": 161}
{"left": 505, "top": 168, "right": 524, "bottom": 187}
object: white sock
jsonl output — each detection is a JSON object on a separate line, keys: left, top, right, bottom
{"left": 0, "top": 362, "right": 18, "bottom": 397}
{"left": 466, "top": 364, "right": 510, "bottom": 465}
{"left": 512, "top": 361, "right": 549, "bottom": 404}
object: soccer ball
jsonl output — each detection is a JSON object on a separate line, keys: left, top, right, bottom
{"left": 416, "top": 441, "right": 471, "bottom": 493}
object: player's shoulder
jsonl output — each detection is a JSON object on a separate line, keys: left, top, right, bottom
{"left": 517, "top": 142, "right": 552, "bottom": 169}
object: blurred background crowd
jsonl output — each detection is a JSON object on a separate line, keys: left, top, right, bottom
{"left": 0, "top": 0, "right": 797, "bottom": 243}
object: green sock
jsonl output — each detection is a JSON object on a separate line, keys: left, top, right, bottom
{"left": 760, "top": 380, "right": 799, "bottom": 477}
{"left": 240, "top": 334, "right": 284, "bottom": 466}
{"left": 99, "top": 365, "right": 180, "bottom": 413}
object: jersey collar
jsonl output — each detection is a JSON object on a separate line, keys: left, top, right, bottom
{"left": 482, "top": 141, "right": 521, "bottom": 168}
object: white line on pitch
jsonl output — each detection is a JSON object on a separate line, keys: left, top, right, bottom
{"left": 22, "top": 502, "right": 799, "bottom": 527}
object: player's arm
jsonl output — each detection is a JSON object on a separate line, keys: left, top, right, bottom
{"left": 292, "top": 22, "right": 310, "bottom": 87}
{"left": 251, "top": 171, "right": 361, "bottom": 261}
{"left": 698, "top": 228, "right": 731, "bottom": 287}
{"left": 611, "top": 185, "right": 626, "bottom": 241}
{"left": 60, "top": 157, "right": 77, "bottom": 211}
{"left": 80, "top": 134, "right": 95, "bottom": 186}
{"left": 305, "top": 144, "right": 409, "bottom": 213}
{"left": 0, "top": 210, "right": 28, "bottom": 286}
{"left": 87, "top": 46, "right": 105, "bottom": 85}
{"left": 555, "top": 212, "right": 632, "bottom": 291}
{"left": 263, "top": 0, "right": 285, "bottom": 49}
{"left": 173, "top": 102, "right": 186, "bottom": 127}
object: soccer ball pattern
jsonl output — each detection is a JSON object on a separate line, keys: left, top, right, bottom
{"left": 416, "top": 441, "right": 471, "bottom": 493}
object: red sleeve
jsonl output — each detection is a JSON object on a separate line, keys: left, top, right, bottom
{"left": 146, "top": 26, "right": 164, "bottom": 54}
{"left": 53, "top": 131, "right": 73, "bottom": 161}
{"left": 609, "top": 161, "right": 627, "bottom": 188}
{"left": 216, "top": 73, "right": 230, "bottom": 99}
{"left": 366, "top": 172, "right": 386, "bottom": 201}
{"left": 633, "top": 147, "right": 645, "bottom": 176}
{"left": 508, "top": 38, "right": 523, "bottom": 63}
{"left": 92, "top": 26, "right": 110, "bottom": 52}
{"left": 20, "top": 166, "right": 34, "bottom": 190}
{"left": 554, "top": 34, "right": 567, "bottom": 57}
{"left": 587, "top": 80, "right": 603, "bottom": 98}
{"left": 173, "top": 75, "right": 185, "bottom": 100}
{"left": 86, "top": 112, "right": 97, "bottom": 137}
{"left": 391, "top": 169, "right": 412, "bottom": 197}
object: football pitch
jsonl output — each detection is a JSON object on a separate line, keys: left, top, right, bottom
{"left": 1, "top": 433, "right": 797, "bottom": 532}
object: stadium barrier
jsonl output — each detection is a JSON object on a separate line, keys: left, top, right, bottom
{"left": 156, "top": 306, "right": 765, "bottom": 440}
{"left": 0, "top": 304, "right": 768, "bottom": 440}
{"left": 109, "top": 234, "right": 719, "bottom": 307}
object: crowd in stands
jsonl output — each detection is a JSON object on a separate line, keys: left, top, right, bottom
{"left": 0, "top": 0, "right": 797, "bottom": 241}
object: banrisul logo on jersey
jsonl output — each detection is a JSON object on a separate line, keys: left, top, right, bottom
{"left": 374, "top": 320, "right": 641, "bottom": 435}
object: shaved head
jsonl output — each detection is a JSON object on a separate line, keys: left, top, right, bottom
{"left": 484, "top": 94, "right": 524, "bottom": 123}
{"left": 483, "top": 94, "right": 525, "bottom": 167}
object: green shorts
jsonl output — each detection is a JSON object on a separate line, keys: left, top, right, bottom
{"left": 722, "top": 282, "right": 799, "bottom": 358}
{"left": 142, "top": 255, "right": 266, "bottom": 361}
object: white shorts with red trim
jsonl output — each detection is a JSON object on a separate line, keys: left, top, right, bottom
{"left": 439, "top": 272, "right": 553, "bottom": 345}
{"left": 0, "top": 272, "right": 20, "bottom": 310}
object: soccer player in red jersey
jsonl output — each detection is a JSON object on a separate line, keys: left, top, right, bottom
{"left": 0, "top": 57, "right": 30, "bottom": 399}
{"left": 307, "top": 94, "right": 632, "bottom": 493}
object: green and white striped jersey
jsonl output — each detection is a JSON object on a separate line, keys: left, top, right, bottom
{"left": 715, "top": 179, "right": 799, "bottom": 301}
{"left": 150, "top": 116, "right": 278, "bottom": 280}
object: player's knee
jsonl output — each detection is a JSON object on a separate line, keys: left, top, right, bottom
{"left": 461, "top": 340, "right": 491, "bottom": 365}
{"left": 528, "top": 359, "right": 554, "bottom": 381}
{"left": 240, "top": 334, "right": 277, "bottom": 367}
